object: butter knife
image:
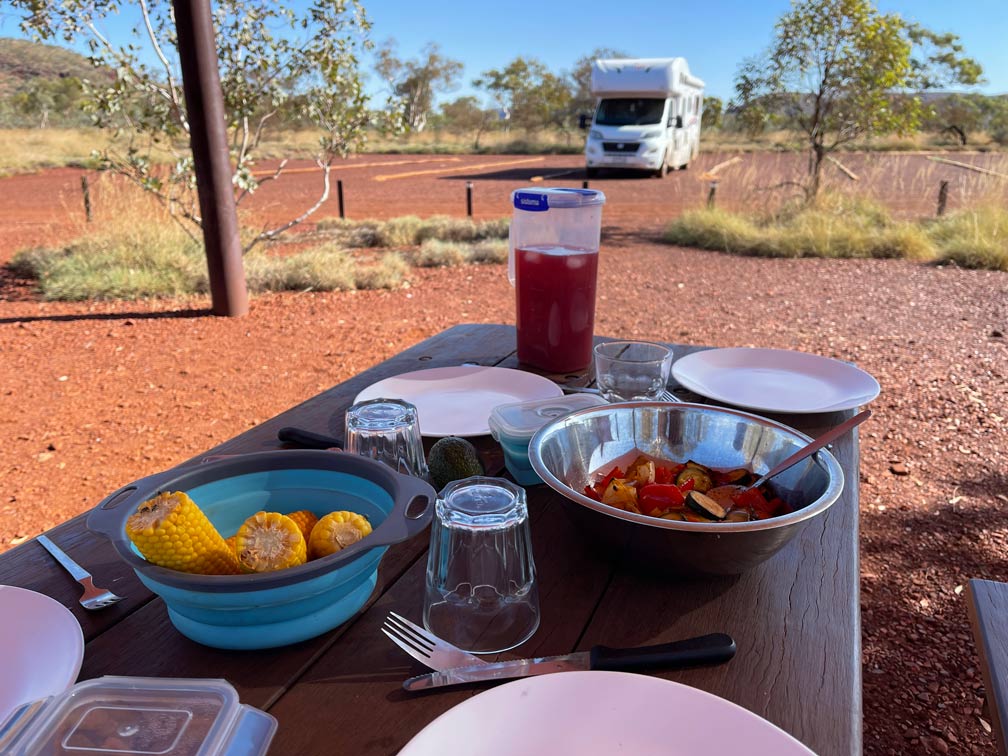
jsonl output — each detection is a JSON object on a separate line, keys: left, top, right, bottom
{"left": 403, "top": 632, "right": 735, "bottom": 691}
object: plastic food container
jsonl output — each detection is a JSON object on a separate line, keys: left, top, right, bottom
{"left": 489, "top": 394, "right": 607, "bottom": 485}
{"left": 87, "top": 450, "right": 435, "bottom": 650}
{"left": 0, "top": 676, "right": 276, "bottom": 756}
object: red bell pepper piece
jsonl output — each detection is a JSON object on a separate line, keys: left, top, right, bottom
{"left": 639, "top": 483, "right": 686, "bottom": 514}
{"left": 731, "top": 487, "right": 779, "bottom": 520}
{"left": 583, "top": 485, "right": 601, "bottom": 502}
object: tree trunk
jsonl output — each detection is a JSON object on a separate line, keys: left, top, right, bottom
{"left": 809, "top": 143, "right": 826, "bottom": 202}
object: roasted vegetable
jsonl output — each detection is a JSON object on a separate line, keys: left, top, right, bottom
{"left": 308, "top": 511, "right": 373, "bottom": 559}
{"left": 624, "top": 456, "right": 656, "bottom": 486}
{"left": 126, "top": 491, "right": 241, "bottom": 575}
{"left": 675, "top": 465, "right": 713, "bottom": 493}
{"left": 685, "top": 491, "right": 727, "bottom": 521}
{"left": 235, "top": 511, "right": 308, "bottom": 573}
{"left": 587, "top": 456, "right": 790, "bottom": 524}
{"left": 601, "top": 479, "right": 640, "bottom": 512}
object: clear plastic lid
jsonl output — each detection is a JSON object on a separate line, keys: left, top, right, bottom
{"left": 489, "top": 394, "right": 607, "bottom": 443}
{"left": 0, "top": 676, "right": 277, "bottom": 756}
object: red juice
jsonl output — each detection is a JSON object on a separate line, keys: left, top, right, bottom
{"left": 515, "top": 245, "right": 599, "bottom": 372}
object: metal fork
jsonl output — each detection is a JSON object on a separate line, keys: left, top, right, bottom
{"left": 36, "top": 535, "right": 125, "bottom": 610}
{"left": 382, "top": 611, "right": 487, "bottom": 671}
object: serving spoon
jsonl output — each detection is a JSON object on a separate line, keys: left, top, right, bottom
{"left": 746, "top": 408, "right": 871, "bottom": 491}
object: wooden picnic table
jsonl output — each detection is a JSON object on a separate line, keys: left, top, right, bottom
{"left": 0, "top": 323, "right": 862, "bottom": 755}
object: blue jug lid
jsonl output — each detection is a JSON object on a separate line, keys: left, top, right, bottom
{"left": 511, "top": 187, "right": 606, "bottom": 211}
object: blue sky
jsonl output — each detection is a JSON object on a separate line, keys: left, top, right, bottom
{"left": 1, "top": 1, "right": 1004, "bottom": 102}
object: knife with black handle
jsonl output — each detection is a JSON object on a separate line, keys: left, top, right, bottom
{"left": 403, "top": 632, "right": 736, "bottom": 691}
{"left": 277, "top": 426, "right": 342, "bottom": 450}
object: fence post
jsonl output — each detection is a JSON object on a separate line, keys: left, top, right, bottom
{"left": 936, "top": 180, "right": 949, "bottom": 217}
{"left": 707, "top": 180, "right": 718, "bottom": 209}
{"left": 337, "top": 179, "right": 345, "bottom": 219}
{"left": 465, "top": 181, "right": 473, "bottom": 217}
{"left": 80, "top": 175, "right": 92, "bottom": 222}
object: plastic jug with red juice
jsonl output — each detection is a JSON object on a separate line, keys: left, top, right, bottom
{"left": 508, "top": 188, "right": 606, "bottom": 373}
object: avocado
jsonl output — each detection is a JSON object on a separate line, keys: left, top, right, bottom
{"left": 427, "top": 436, "right": 484, "bottom": 490}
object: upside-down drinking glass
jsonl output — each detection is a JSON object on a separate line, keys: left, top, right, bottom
{"left": 344, "top": 398, "right": 430, "bottom": 480}
{"left": 423, "top": 476, "right": 540, "bottom": 654}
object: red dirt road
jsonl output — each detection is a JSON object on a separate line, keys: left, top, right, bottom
{"left": 3, "top": 150, "right": 1007, "bottom": 264}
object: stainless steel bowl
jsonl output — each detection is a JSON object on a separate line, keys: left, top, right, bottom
{"left": 528, "top": 402, "right": 844, "bottom": 575}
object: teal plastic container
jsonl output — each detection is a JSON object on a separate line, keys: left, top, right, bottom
{"left": 87, "top": 450, "right": 435, "bottom": 650}
{"left": 489, "top": 394, "right": 607, "bottom": 485}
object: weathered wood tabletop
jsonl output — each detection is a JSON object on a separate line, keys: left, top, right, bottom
{"left": 0, "top": 323, "right": 862, "bottom": 755}
{"left": 967, "top": 579, "right": 1008, "bottom": 756}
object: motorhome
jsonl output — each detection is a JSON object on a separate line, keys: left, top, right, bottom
{"left": 584, "top": 57, "right": 704, "bottom": 178}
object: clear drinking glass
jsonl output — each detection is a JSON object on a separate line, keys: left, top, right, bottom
{"left": 423, "top": 477, "right": 540, "bottom": 654}
{"left": 344, "top": 398, "right": 430, "bottom": 480}
{"left": 593, "top": 340, "right": 673, "bottom": 402}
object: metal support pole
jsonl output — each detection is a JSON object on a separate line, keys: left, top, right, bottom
{"left": 80, "top": 175, "right": 92, "bottom": 222}
{"left": 337, "top": 179, "right": 345, "bottom": 219}
{"left": 937, "top": 180, "right": 949, "bottom": 217}
{"left": 465, "top": 181, "right": 473, "bottom": 217}
{"left": 582, "top": 180, "right": 589, "bottom": 189}
{"left": 172, "top": 0, "right": 248, "bottom": 316}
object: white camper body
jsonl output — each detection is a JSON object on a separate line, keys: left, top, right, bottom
{"left": 584, "top": 57, "right": 704, "bottom": 177}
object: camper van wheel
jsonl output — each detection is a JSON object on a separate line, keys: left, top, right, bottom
{"left": 654, "top": 155, "right": 670, "bottom": 178}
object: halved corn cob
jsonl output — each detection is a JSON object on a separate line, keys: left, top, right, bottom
{"left": 235, "top": 511, "right": 307, "bottom": 573}
{"left": 126, "top": 491, "right": 241, "bottom": 575}
{"left": 308, "top": 511, "right": 373, "bottom": 560}
{"left": 224, "top": 534, "right": 238, "bottom": 553}
{"left": 286, "top": 509, "right": 319, "bottom": 542}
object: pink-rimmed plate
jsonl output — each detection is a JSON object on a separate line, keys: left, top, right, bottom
{"left": 0, "top": 585, "right": 84, "bottom": 724}
{"left": 354, "top": 366, "right": 562, "bottom": 437}
{"left": 400, "top": 670, "right": 815, "bottom": 755}
{"left": 672, "top": 347, "right": 879, "bottom": 414}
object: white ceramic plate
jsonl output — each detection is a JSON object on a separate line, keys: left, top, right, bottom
{"left": 354, "top": 366, "right": 563, "bottom": 437}
{"left": 399, "top": 671, "right": 815, "bottom": 755}
{"left": 672, "top": 347, "right": 880, "bottom": 414}
{"left": 0, "top": 585, "right": 84, "bottom": 724}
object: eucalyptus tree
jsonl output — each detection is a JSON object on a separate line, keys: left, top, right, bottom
{"left": 735, "top": 0, "right": 982, "bottom": 200}
{"left": 12, "top": 0, "right": 399, "bottom": 251}
{"left": 375, "top": 40, "right": 463, "bottom": 133}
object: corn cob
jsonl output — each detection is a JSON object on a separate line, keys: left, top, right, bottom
{"left": 235, "top": 511, "right": 307, "bottom": 573}
{"left": 126, "top": 491, "right": 241, "bottom": 575}
{"left": 286, "top": 509, "right": 319, "bottom": 542}
{"left": 224, "top": 534, "right": 238, "bottom": 553}
{"left": 308, "top": 511, "right": 373, "bottom": 560}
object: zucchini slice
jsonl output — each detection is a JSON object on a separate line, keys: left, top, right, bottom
{"left": 676, "top": 467, "right": 713, "bottom": 493}
{"left": 685, "top": 490, "right": 728, "bottom": 521}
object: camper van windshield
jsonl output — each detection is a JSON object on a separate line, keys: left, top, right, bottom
{"left": 595, "top": 98, "right": 665, "bottom": 126}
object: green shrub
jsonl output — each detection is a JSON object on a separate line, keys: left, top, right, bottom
{"left": 11, "top": 225, "right": 206, "bottom": 300}
{"left": 353, "top": 252, "right": 410, "bottom": 289}
{"left": 412, "top": 238, "right": 508, "bottom": 267}
{"left": 928, "top": 206, "right": 1008, "bottom": 271}
{"left": 316, "top": 215, "right": 509, "bottom": 247}
{"left": 663, "top": 195, "right": 934, "bottom": 261}
{"left": 244, "top": 245, "right": 357, "bottom": 292}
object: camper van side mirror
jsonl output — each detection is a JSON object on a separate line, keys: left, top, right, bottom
{"left": 675, "top": 115, "right": 683, "bottom": 129}
{"left": 578, "top": 113, "right": 589, "bottom": 130}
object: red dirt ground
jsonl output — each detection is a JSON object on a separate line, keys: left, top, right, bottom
{"left": 1, "top": 153, "right": 1007, "bottom": 755}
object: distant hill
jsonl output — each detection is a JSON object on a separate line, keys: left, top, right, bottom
{"left": 0, "top": 37, "right": 101, "bottom": 96}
